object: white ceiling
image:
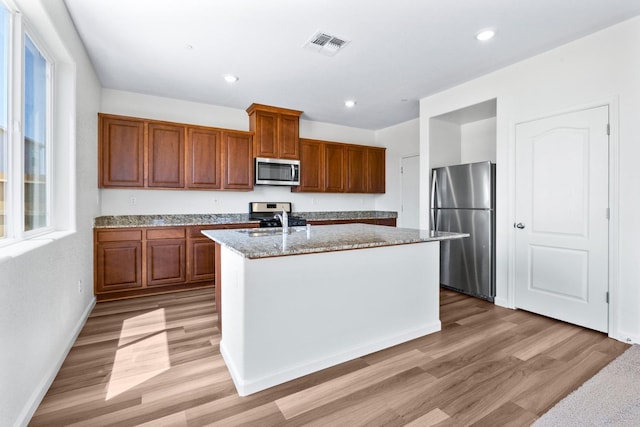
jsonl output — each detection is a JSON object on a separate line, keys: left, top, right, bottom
{"left": 63, "top": 0, "right": 640, "bottom": 130}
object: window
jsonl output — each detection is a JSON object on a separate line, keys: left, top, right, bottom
{"left": 0, "top": 2, "right": 56, "bottom": 247}
{"left": 0, "top": 4, "right": 8, "bottom": 238}
{"left": 23, "top": 34, "right": 49, "bottom": 232}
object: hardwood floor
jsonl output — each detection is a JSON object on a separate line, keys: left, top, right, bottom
{"left": 30, "top": 288, "right": 629, "bottom": 426}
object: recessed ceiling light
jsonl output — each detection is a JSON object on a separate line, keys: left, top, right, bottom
{"left": 345, "top": 100, "right": 356, "bottom": 108}
{"left": 224, "top": 74, "right": 239, "bottom": 83}
{"left": 476, "top": 29, "right": 495, "bottom": 41}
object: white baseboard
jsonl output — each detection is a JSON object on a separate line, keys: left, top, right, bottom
{"left": 221, "top": 321, "right": 441, "bottom": 397}
{"left": 494, "top": 296, "right": 513, "bottom": 309}
{"left": 15, "top": 296, "right": 96, "bottom": 427}
{"left": 611, "top": 330, "right": 640, "bottom": 345}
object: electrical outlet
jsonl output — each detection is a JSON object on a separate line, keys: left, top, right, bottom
{"left": 129, "top": 196, "right": 137, "bottom": 205}
{"left": 77, "top": 279, "right": 83, "bottom": 294}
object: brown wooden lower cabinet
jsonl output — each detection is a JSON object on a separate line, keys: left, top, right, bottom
{"left": 307, "top": 218, "right": 396, "bottom": 227}
{"left": 189, "top": 239, "right": 216, "bottom": 281}
{"left": 94, "top": 223, "right": 258, "bottom": 302}
{"left": 214, "top": 242, "right": 223, "bottom": 331}
{"left": 146, "top": 228, "right": 187, "bottom": 286}
{"left": 95, "top": 219, "right": 394, "bottom": 303}
{"left": 95, "top": 240, "right": 143, "bottom": 292}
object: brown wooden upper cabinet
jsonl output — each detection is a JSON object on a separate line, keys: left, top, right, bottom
{"left": 296, "top": 139, "right": 325, "bottom": 192}
{"left": 186, "top": 126, "right": 221, "bottom": 189}
{"left": 148, "top": 122, "right": 185, "bottom": 188}
{"left": 367, "top": 146, "right": 386, "bottom": 193}
{"left": 99, "top": 115, "right": 145, "bottom": 187}
{"left": 247, "top": 103, "right": 303, "bottom": 160}
{"left": 345, "top": 145, "right": 367, "bottom": 193}
{"left": 294, "top": 138, "right": 386, "bottom": 194}
{"left": 222, "top": 130, "right": 253, "bottom": 190}
{"left": 325, "top": 142, "right": 346, "bottom": 193}
{"left": 99, "top": 113, "right": 253, "bottom": 191}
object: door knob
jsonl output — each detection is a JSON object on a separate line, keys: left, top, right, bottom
{"left": 514, "top": 222, "right": 525, "bottom": 229}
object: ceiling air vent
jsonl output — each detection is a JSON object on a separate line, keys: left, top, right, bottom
{"left": 304, "top": 31, "right": 350, "bottom": 56}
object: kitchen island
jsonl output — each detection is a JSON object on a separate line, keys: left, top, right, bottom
{"left": 202, "top": 223, "right": 467, "bottom": 396}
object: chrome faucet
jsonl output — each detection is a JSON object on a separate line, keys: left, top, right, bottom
{"left": 274, "top": 210, "right": 288, "bottom": 233}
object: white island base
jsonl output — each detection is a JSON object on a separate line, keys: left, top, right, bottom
{"left": 219, "top": 241, "right": 441, "bottom": 396}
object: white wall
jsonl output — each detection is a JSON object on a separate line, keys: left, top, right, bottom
{"left": 429, "top": 118, "right": 461, "bottom": 168}
{"left": 374, "top": 119, "right": 420, "bottom": 227}
{"left": 0, "top": 1, "right": 101, "bottom": 426}
{"left": 461, "top": 117, "right": 497, "bottom": 164}
{"left": 419, "top": 16, "right": 640, "bottom": 343}
{"left": 100, "top": 90, "right": 388, "bottom": 215}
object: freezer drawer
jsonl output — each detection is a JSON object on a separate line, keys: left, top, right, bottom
{"left": 435, "top": 208, "right": 495, "bottom": 301}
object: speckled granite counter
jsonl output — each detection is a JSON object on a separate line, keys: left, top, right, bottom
{"left": 93, "top": 211, "right": 397, "bottom": 228}
{"left": 202, "top": 223, "right": 467, "bottom": 259}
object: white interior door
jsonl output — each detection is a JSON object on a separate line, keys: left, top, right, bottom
{"left": 401, "top": 155, "right": 420, "bottom": 229}
{"left": 514, "top": 106, "right": 609, "bottom": 332}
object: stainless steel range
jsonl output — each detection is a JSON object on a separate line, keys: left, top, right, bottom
{"left": 249, "top": 202, "right": 307, "bottom": 228}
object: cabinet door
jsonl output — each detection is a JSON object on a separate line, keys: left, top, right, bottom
{"left": 146, "top": 239, "right": 186, "bottom": 286}
{"left": 146, "top": 228, "right": 186, "bottom": 286}
{"left": 186, "top": 127, "right": 221, "bottom": 189}
{"left": 294, "top": 139, "right": 325, "bottom": 192}
{"left": 222, "top": 131, "right": 253, "bottom": 190}
{"left": 99, "top": 115, "right": 144, "bottom": 187}
{"left": 148, "top": 123, "right": 185, "bottom": 188}
{"left": 278, "top": 114, "right": 300, "bottom": 159}
{"left": 346, "top": 145, "right": 367, "bottom": 193}
{"left": 189, "top": 238, "right": 216, "bottom": 282}
{"left": 96, "top": 240, "right": 143, "bottom": 292}
{"left": 325, "top": 143, "right": 345, "bottom": 192}
{"left": 253, "top": 111, "right": 278, "bottom": 158}
{"left": 367, "top": 147, "right": 386, "bottom": 193}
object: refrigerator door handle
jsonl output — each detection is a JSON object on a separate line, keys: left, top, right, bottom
{"left": 430, "top": 170, "right": 438, "bottom": 230}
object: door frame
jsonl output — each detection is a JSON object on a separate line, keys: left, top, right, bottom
{"left": 507, "top": 98, "right": 620, "bottom": 339}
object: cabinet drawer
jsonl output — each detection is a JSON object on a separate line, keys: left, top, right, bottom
{"left": 146, "top": 227, "right": 186, "bottom": 240}
{"left": 188, "top": 223, "right": 259, "bottom": 237}
{"left": 96, "top": 229, "right": 142, "bottom": 242}
{"left": 188, "top": 224, "right": 226, "bottom": 237}
{"left": 222, "top": 223, "right": 259, "bottom": 229}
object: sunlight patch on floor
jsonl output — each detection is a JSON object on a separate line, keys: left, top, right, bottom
{"left": 106, "top": 308, "right": 171, "bottom": 400}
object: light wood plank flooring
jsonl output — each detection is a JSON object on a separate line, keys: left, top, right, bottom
{"left": 30, "top": 288, "right": 629, "bottom": 426}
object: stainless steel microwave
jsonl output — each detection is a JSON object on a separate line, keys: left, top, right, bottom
{"left": 255, "top": 157, "right": 300, "bottom": 186}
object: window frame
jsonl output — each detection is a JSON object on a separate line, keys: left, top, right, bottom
{"left": 0, "top": 2, "right": 56, "bottom": 247}
{"left": 0, "top": 3, "right": 9, "bottom": 241}
{"left": 22, "top": 25, "right": 53, "bottom": 237}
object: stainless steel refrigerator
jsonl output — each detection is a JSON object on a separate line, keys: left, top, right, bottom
{"left": 430, "top": 161, "right": 495, "bottom": 302}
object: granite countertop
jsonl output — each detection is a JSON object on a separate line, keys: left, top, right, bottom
{"left": 202, "top": 223, "right": 468, "bottom": 259}
{"left": 93, "top": 211, "right": 397, "bottom": 228}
